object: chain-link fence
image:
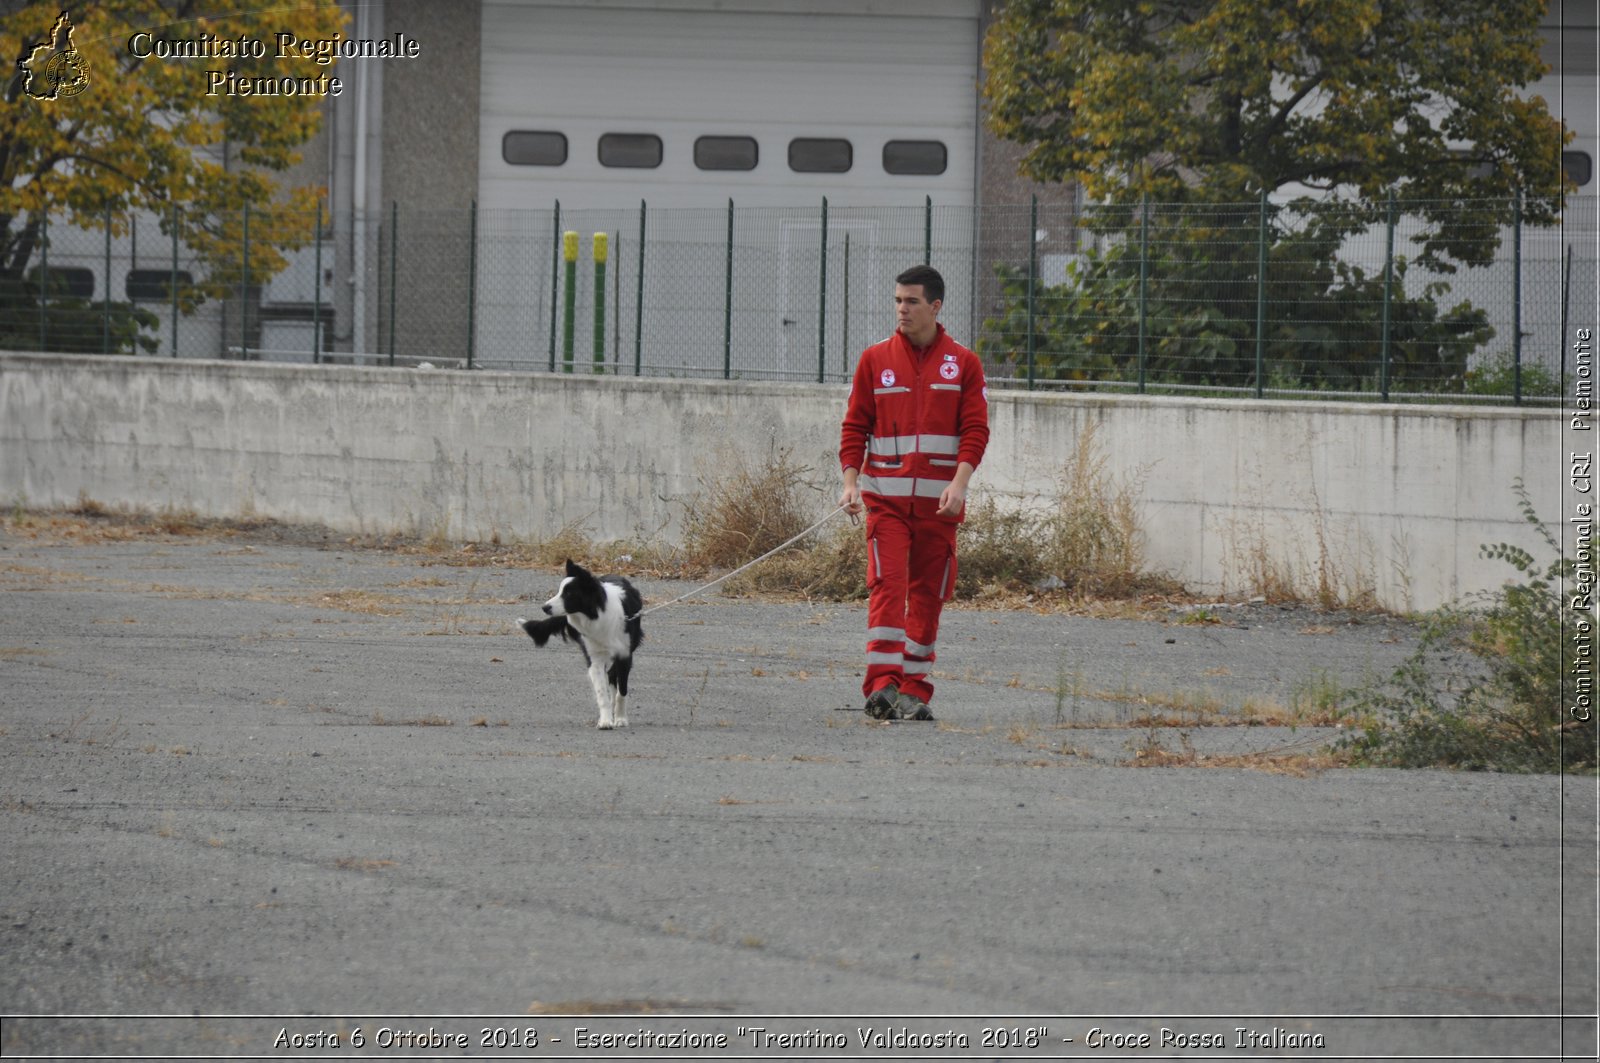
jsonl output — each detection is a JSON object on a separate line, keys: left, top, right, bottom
{"left": 7, "top": 194, "right": 1593, "bottom": 403}
{"left": 978, "top": 194, "right": 1591, "bottom": 402}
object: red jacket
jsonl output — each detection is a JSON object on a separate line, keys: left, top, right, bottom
{"left": 840, "top": 324, "right": 990, "bottom": 522}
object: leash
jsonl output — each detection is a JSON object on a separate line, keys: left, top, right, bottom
{"left": 628, "top": 504, "right": 850, "bottom": 621}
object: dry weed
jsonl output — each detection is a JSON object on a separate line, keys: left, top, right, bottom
{"left": 723, "top": 519, "right": 866, "bottom": 600}
{"left": 316, "top": 589, "right": 407, "bottom": 616}
{"left": 1219, "top": 444, "right": 1382, "bottom": 610}
{"left": 1127, "top": 747, "right": 1347, "bottom": 776}
{"left": 955, "top": 421, "right": 1176, "bottom": 601}
{"left": 681, "top": 442, "right": 822, "bottom": 571}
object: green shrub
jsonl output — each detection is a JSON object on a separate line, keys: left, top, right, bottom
{"left": 1339, "top": 481, "right": 1593, "bottom": 773}
{"left": 1461, "top": 350, "right": 1563, "bottom": 398}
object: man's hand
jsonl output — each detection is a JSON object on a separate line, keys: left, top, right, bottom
{"left": 935, "top": 482, "right": 966, "bottom": 518}
{"left": 840, "top": 472, "right": 864, "bottom": 516}
{"left": 936, "top": 462, "right": 975, "bottom": 518}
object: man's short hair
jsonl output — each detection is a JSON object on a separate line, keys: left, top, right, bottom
{"left": 895, "top": 264, "right": 944, "bottom": 305}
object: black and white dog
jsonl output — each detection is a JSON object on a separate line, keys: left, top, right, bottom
{"left": 517, "top": 559, "right": 644, "bottom": 729}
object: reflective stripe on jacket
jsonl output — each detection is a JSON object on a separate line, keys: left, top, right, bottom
{"left": 839, "top": 324, "right": 989, "bottom": 521}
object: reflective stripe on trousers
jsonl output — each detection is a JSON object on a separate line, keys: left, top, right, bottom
{"left": 862, "top": 509, "right": 957, "bottom": 704}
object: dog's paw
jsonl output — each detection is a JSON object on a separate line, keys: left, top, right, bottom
{"left": 596, "top": 720, "right": 614, "bottom": 730}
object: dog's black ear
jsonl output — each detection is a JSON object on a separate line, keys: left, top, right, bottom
{"left": 565, "top": 558, "right": 582, "bottom": 577}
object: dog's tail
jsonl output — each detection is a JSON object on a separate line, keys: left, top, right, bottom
{"left": 517, "top": 616, "right": 571, "bottom": 647}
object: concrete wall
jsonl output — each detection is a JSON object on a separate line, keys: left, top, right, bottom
{"left": 0, "top": 352, "right": 1565, "bottom": 612}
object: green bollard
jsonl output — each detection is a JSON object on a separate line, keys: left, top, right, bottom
{"left": 593, "top": 232, "right": 608, "bottom": 373}
{"left": 562, "top": 230, "right": 578, "bottom": 372}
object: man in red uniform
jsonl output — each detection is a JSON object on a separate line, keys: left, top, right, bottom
{"left": 838, "top": 265, "right": 990, "bottom": 721}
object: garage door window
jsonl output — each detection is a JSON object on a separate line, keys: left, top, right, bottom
{"left": 599, "top": 133, "right": 663, "bottom": 169}
{"left": 503, "top": 131, "right": 567, "bottom": 166}
{"left": 28, "top": 266, "right": 94, "bottom": 298}
{"left": 1564, "top": 151, "right": 1593, "bottom": 187}
{"left": 789, "top": 138, "right": 852, "bottom": 173}
{"left": 127, "top": 269, "right": 194, "bottom": 301}
{"left": 883, "top": 140, "right": 947, "bottom": 175}
{"left": 695, "top": 136, "right": 759, "bottom": 171}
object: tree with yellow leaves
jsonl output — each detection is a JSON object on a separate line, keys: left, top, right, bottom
{"left": 1, "top": 1, "right": 347, "bottom": 351}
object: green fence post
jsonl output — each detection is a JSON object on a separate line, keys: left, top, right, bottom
{"left": 1253, "top": 188, "right": 1267, "bottom": 399}
{"left": 464, "top": 201, "right": 479, "bottom": 370}
{"left": 376, "top": 208, "right": 386, "bottom": 360}
{"left": 842, "top": 231, "right": 851, "bottom": 375}
{"left": 1380, "top": 190, "right": 1396, "bottom": 401}
{"left": 723, "top": 198, "right": 734, "bottom": 380}
{"left": 613, "top": 231, "right": 621, "bottom": 372}
{"left": 817, "top": 196, "right": 828, "bottom": 384}
{"left": 390, "top": 200, "right": 399, "bottom": 365}
{"left": 635, "top": 200, "right": 646, "bottom": 376}
{"left": 563, "top": 230, "right": 578, "bottom": 372}
{"left": 1137, "top": 195, "right": 1149, "bottom": 394}
{"left": 593, "top": 232, "right": 607, "bottom": 373}
{"left": 1561, "top": 243, "right": 1574, "bottom": 399}
{"left": 171, "top": 205, "right": 180, "bottom": 357}
{"left": 923, "top": 195, "right": 932, "bottom": 266}
{"left": 1512, "top": 189, "right": 1523, "bottom": 405}
{"left": 241, "top": 202, "right": 250, "bottom": 360}
{"left": 39, "top": 213, "right": 47, "bottom": 350}
{"left": 312, "top": 201, "right": 323, "bottom": 363}
{"left": 103, "top": 205, "right": 112, "bottom": 354}
{"left": 548, "top": 200, "right": 561, "bottom": 372}
{"left": 1026, "top": 194, "right": 1037, "bottom": 390}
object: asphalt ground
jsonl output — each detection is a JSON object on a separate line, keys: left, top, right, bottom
{"left": 1, "top": 515, "right": 1595, "bottom": 1060}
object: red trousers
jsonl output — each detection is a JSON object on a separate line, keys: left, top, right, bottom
{"left": 862, "top": 508, "right": 958, "bottom": 703}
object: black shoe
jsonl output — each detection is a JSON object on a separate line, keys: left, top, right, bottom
{"left": 898, "top": 694, "right": 935, "bottom": 721}
{"left": 864, "top": 686, "right": 902, "bottom": 720}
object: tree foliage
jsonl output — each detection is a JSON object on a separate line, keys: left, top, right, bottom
{"left": 979, "top": 0, "right": 1571, "bottom": 391}
{"left": 984, "top": 0, "right": 1571, "bottom": 261}
{"left": 1, "top": 1, "right": 346, "bottom": 350}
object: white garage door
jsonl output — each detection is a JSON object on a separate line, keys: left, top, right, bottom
{"left": 478, "top": 0, "right": 980, "bottom": 211}
{"left": 473, "top": 0, "right": 980, "bottom": 378}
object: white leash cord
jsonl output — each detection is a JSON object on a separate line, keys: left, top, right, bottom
{"left": 628, "top": 504, "right": 849, "bottom": 621}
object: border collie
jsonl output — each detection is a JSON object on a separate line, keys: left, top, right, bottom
{"left": 517, "top": 559, "right": 644, "bottom": 729}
